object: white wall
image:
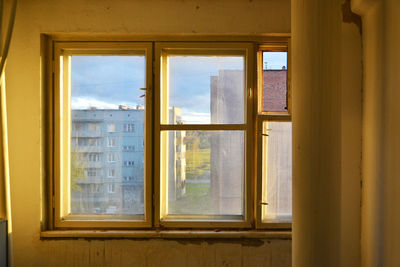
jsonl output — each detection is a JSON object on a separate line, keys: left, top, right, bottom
{"left": 5, "top": 0, "right": 292, "bottom": 266}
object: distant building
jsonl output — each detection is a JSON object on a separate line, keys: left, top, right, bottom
{"left": 210, "top": 70, "right": 244, "bottom": 215}
{"left": 168, "top": 107, "right": 186, "bottom": 202}
{"left": 70, "top": 105, "right": 186, "bottom": 214}
{"left": 210, "top": 69, "right": 291, "bottom": 219}
{"left": 70, "top": 106, "right": 145, "bottom": 214}
{"left": 263, "top": 69, "right": 287, "bottom": 111}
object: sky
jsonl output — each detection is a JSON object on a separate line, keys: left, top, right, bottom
{"left": 167, "top": 56, "right": 243, "bottom": 124}
{"left": 71, "top": 56, "right": 145, "bottom": 110}
{"left": 71, "top": 52, "right": 287, "bottom": 124}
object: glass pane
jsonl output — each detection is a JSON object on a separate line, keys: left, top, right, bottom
{"left": 262, "top": 121, "right": 292, "bottom": 222}
{"left": 161, "top": 54, "right": 245, "bottom": 124}
{"left": 262, "top": 52, "right": 288, "bottom": 112}
{"left": 69, "top": 55, "right": 146, "bottom": 216}
{"left": 161, "top": 131, "right": 244, "bottom": 217}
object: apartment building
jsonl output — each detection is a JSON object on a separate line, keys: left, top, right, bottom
{"left": 70, "top": 106, "right": 145, "bottom": 214}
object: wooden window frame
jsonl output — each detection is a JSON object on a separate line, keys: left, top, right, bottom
{"left": 52, "top": 41, "right": 153, "bottom": 229}
{"left": 255, "top": 44, "right": 292, "bottom": 229}
{"left": 154, "top": 42, "right": 254, "bottom": 229}
{"left": 43, "top": 35, "right": 291, "bottom": 235}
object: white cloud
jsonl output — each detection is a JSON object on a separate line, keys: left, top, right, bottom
{"left": 181, "top": 111, "right": 210, "bottom": 124}
{"left": 71, "top": 97, "right": 119, "bottom": 110}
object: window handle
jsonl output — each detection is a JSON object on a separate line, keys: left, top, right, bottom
{"left": 259, "top": 202, "right": 269, "bottom": 206}
{"left": 140, "top": 88, "right": 150, "bottom": 98}
{"left": 262, "top": 128, "right": 272, "bottom": 137}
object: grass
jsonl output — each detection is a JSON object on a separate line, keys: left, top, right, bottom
{"left": 168, "top": 182, "right": 212, "bottom": 214}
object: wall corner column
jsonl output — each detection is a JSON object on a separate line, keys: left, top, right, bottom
{"left": 292, "top": 0, "right": 343, "bottom": 266}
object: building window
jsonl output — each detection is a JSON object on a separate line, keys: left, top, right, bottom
{"left": 108, "top": 153, "right": 116, "bottom": 162}
{"left": 86, "top": 168, "right": 98, "bottom": 177}
{"left": 122, "top": 145, "right": 135, "bottom": 151}
{"left": 108, "top": 183, "right": 115, "bottom": 193}
{"left": 124, "top": 160, "right": 135, "bottom": 166}
{"left": 123, "top": 160, "right": 134, "bottom": 166}
{"left": 88, "top": 153, "right": 100, "bottom": 162}
{"left": 89, "top": 123, "right": 99, "bottom": 131}
{"left": 107, "top": 137, "right": 116, "bottom": 147}
{"left": 108, "top": 168, "right": 115, "bottom": 178}
{"left": 88, "top": 138, "right": 99, "bottom": 146}
{"left": 74, "top": 123, "right": 83, "bottom": 131}
{"left": 107, "top": 123, "right": 116, "bottom": 132}
{"left": 50, "top": 39, "right": 291, "bottom": 231}
{"left": 123, "top": 123, "right": 135, "bottom": 132}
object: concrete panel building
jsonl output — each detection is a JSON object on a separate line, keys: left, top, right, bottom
{"left": 210, "top": 70, "right": 244, "bottom": 215}
{"left": 70, "top": 106, "right": 145, "bottom": 214}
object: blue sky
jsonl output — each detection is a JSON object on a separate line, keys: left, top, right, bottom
{"left": 263, "top": 52, "right": 287, "bottom": 70}
{"left": 71, "top": 52, "right": 287, "bottom": 123}
{"left": 167, "top": 56, "right": 243, "bottom": 123}
{"left": 71, "top": 56, "right": 145, "bottom": 110}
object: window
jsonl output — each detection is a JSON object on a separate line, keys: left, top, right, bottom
{"left": 108, "top": 168, "right": 116, "bottom": 178}
{"left": 107, "top": 123, "right": 116, "bottom": 132}
{"left": 88, "top": 138, "right": 99, "bottom": 146}
{"left": 107, "top": 153, "right": 116, "bottom": 162}
{"left": 86, "top": 168, "right": 98, "bottom": 177}
{"left": 89, "top": 123, "right": 99, "bottom": 131}
{"left": 108, "top": 183, "right": 115, "bottom": 193}
{"left": 123, "top": 161, "right": 134, "bottom": 166}
{"left": 49, "top": 39, "right": 290, "bottom": 231}
{"left": 88, "top": 153, "right": 100, "bottom": 162}
{"left": 74, "top": 123, "right": 83, "bottom": 131}
{"left": 123, "top": 123, "right": 135, "bottom": 132}
{"left": 107, "top": 137, "right": 116, "bottom": 147}
{"left": 256, "top": 45, "right": 292, "bottom": 228}
{"left": 155, "top": 42, "right": 252, "bottom": 227}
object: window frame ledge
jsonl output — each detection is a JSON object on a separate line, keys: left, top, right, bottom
{"left": 40, "top": 230, "right": 292, "bottom": 239}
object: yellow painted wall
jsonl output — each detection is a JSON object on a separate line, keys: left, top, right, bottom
{"left": 360, "top": 3, "right": 385, "bottom": 266}
{"left": 353, "top": 0, "right": 400, "bottom": 266}
{"left": 340, "top": 20, "right": 362, "bottom": 267}
{"left": 5, "top": 0, "right": 292, "bottom": 266}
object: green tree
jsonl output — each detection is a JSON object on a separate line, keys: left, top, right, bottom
{"left": 184, "top": 131, "right": 210, "bottom": 180}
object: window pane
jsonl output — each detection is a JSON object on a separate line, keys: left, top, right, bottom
{"left": 262, "top": 121, "right": 292, "bottom": 222}
{"left": 161, "top": 131, "right": 244, "bottom": 217}
{"left": 69, "top": 55, "right": 146, "bottom": 216}
{"left": 161, "top": 54, "right": 245, "bottom": 124}
{"left": 262, "top": 52, "right": 287, "bottom": 112}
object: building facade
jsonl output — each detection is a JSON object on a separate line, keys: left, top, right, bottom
{"left": 70, "top": 106, "right": 145, "bottom": 214}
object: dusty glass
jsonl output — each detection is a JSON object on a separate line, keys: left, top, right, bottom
{"left": 261, "top": 121, "right": 292, "bottom": 222}
{"left": 69, "top": 55, "right": 146, "bottom": 216}
{"left": 162, "top": 55, "right": 245, "bottom": 124}
{"left": 161, "top": 130, "right": 245, "bottom": 217}
{"left": 262, "top": 52, "right": 288, "bottom": 112}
